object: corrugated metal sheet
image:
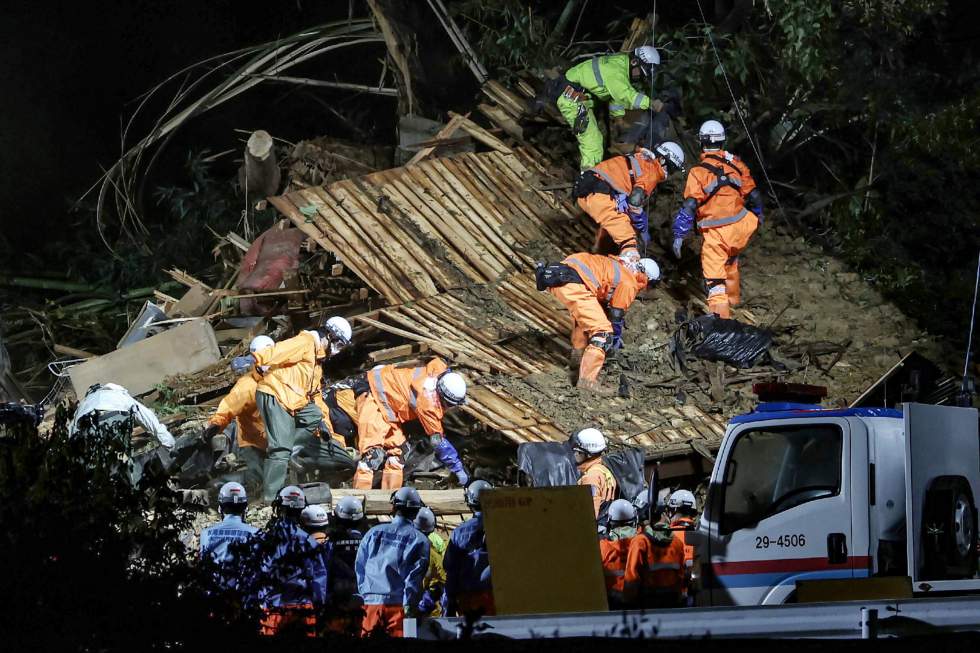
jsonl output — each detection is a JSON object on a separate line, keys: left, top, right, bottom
{"left": 270, "top": 149, "right": 727, "bottom": 453}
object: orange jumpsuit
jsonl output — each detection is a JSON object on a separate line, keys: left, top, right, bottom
{"left": 578, "top": 457, "right": 617, "bottom": 518}
{"left": 578, "top": 153, "right": 666, "bottom": 256}
{"left": 548, "top": 253, "right": 646, "bottom": 388}
{"left": 670, "top": 516, "right": 696, "bottom": 601}
{"left": 683, "top": 150, "right": 759, "bottom": 318}
{"left": 208, "top": 370, "right": 267, "bottom": 450}
{"left": 624, "top": 526, "right": 686, "bottom": 609}
{"left": 354, "top": 359, "right": 449, "bottom": 489}
{"left": 599, "top": 526, "right": 637, "bottom": 608}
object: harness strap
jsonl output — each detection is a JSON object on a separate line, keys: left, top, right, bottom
{"left": 565, "top": 256, "right": 600, "bottom": 289}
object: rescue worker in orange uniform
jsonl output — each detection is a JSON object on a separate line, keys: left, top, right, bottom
{"left": 351, "top": 358, "right": 469, "bottom": 490}
{"left": 574, "top": 142, "right": 685, "bottom": 260}
{"left": 624, "top": 512, "right": 686, "bottom": 609}
{"left": 599, "top": 499, "right": 639, "bottom": 609}
{"left": 671, "top": 120, "right": 765, "bottom": 319}
{"left": 207, "top": 335, "right": 275, "bottom": 491}
{"left": 667, "top": 489, "right": 699, "bottom": 605}
{"left": 230, "top": 316, "right": 353, "bottom": 501}
{"left": 537, "top": 253, "right": 660, "bottom": 389}
{"left": 571, "top": 428, "right": 616, "bottom": 518}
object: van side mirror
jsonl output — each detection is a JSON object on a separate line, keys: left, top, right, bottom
{"left": 646, "top": 463, "right": 660, "bottom": 522}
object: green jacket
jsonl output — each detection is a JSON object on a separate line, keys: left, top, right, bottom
{"left": 566, "top": 53, "right": 651, "bottom": 117}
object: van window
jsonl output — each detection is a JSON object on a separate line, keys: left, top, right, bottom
{"left": 721, "top": 424, "right": 842, "bottom": 534}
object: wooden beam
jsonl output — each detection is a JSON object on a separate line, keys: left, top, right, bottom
{"left": 448, "top": 111, "right": 512, "bottom": 154}
{"left": 367, "top": 342, "right": 430, "bottom": 364}
{"left": 331, "top": 488, "right": 469, "bottom": 515}
{"left": 53, "top": 344, "right": 95, "bottom": 359}
{"left": 405, "top": 113, "right": 467, "bottom": 166}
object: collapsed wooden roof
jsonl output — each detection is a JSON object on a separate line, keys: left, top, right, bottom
{"left": 269, "top": 122, "right": 728, "bottom": 457}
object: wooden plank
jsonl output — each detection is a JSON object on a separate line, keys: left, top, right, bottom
{"left": 367, "top": 342, "right": 429, "bottom": 364}
{"left": 448, "top": 111, "right": 512, "bottom": 154}
{"left": 406, "top": 113, "right": 467, "bottom": 166}
{"left": 68, "top": 320, "right": 221, "bottom": 397}
{"left": 419, "top": 160, "right": 520, "bottom": 270}
{"left": 325, "top": 182, "right": 437, "bottom": 299}
{"left": 478, "top": 102, "right": 524, "bottom": 140}
{"left": 377, "top": 174, "right": 490, "bottom": 283}
{"left": 396, "top": 164, "right": 505, "bottom": 276}
{"left": 54, "top": 344, "right": 95, "bottom": 359}
{"left": 166, "top": 268, "right": 211, "bottom": 290}
{"left": 330, "top": 488, "right": 468, "bottom": 515}
{"left": 353, "top": 314, "right": 482, "bottom": 358}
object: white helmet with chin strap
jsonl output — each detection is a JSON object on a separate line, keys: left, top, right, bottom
{"left": 699, "top": 120, "right": 726, "bottom": 149}
{"left": 249, "top": 335, "right": 274, "bottom": 373}
{"left": 437, "top": 371, "right": 467, "bottom": 407}
{"left": 301, "top": 504, "right": 330, "bottom": 529}
{"left": 654, "top": 141, "right": 685, "bottom": 173}
{"left": 324, "top": 316, "right": 353, "bottom": 354}
{"left": 633, "top": 46, "right": 660, "bottom": 79}
{"left": 571, "top": 427, "right": 607, "bottom": 456}
{"left": 667, "top": 489, "right": 698, "bottom": 511}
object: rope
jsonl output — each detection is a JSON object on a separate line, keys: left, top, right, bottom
{"left": 693, "top": 0, "right": 786, "bottom": 222}
{"left": 648, "top": 0, "right": 657, "bottom": 149}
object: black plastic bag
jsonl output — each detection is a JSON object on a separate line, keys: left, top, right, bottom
{"left": 674, "top": 314, "right": 773, "bottom": 369}
{"left": 602, "top": 446, "right": 646, "bottom": 503}
{"left": 517, "top": 441, "right": 579, "bottom": 487}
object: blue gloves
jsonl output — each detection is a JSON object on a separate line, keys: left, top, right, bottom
{"left": 431, "top": 434, "right": 468, "bottom": 485}
{"left": 672, "top": 206, "right": 695, "bottom": 241}
{"left": 752, "top": 205, "right": 764, "bottom": 225}
{"left": 418, "top": 590, "right": 437, "bottom": 615}
{"left": 611, "top": 320, "right": 625, "bottom": 350}
{"left": 230, "top": 354, "right": 255, "bottom": 375}
{"left": 630, "top": 209, "right": 648, "bottom": 232}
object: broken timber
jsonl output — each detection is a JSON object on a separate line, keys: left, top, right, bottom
{"left": 269, "top": 131, "right": 727, "bottom": 454}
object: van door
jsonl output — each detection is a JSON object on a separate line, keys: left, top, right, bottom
{"left": 704, "top": 418, "right": 857, "bottom": 605}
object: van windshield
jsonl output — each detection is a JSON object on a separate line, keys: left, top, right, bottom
{"left": 721, "top": 423, "right": 842, "bottom": 534}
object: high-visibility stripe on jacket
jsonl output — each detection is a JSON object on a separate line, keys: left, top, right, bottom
{"left": 565, "top": 53, "right": 651, "bottom": 117}
{"left": 367, "top": 358, "right": 448, "bottom": 435}
{"left": 682, "top": 150, "right": 757, "bottom": 231}
{"left": 588, "top": 154, "right": 666, "bottom": 197}
{"left": 209, "top": 370, "right": 267, "bottom": 449}
{"left": 624, "top": 526, "right": 686, "bottom": 606}
{"left": 670, "top": 517, "right": 697, "bottom": 570}
{"left": 252, "top": 331, "right": 326, "bottom": 413}
{"left": 600, "top": 526, "right": 637, "bottom": 601}
{"left": 562, "top": 252, "right": 644, "bottom": 311}
{"left": 578, "top": 457, "right": 617, "bottom": 518}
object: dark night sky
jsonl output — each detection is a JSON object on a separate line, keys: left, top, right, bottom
{"left": 0, "top": 0, "right": 381, "bottom": 255}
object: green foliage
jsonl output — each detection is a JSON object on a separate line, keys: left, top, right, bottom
{"left": 450, "top": 0, "right": 556, "bottom": 74}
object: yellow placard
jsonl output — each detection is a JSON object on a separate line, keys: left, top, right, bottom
{"left": 481, "top": 486, "right": 609, "bottom": 615}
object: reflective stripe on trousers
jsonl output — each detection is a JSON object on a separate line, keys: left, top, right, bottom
{"left": 565, "top": 256, "right": 600, "bottom": 288}
{"left": 372, "top": 367, "right": 397, "bottom": 422}
{"left": 648, "top": 563, "right": 681, "bottom": 571}
{"left": 698, "top": 208, "right": 749, "bottom": 229}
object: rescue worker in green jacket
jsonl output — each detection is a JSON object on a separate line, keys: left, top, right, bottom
{"left": 554, "top": 46, "right": 664, "bottom": 170}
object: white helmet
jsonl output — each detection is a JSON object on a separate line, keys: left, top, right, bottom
{"left": 248, "top": 335, "right": 274, "bottom": 354}
{"left": 654, "top": 141, "right": 685, "bottom": 173}
{"left": 571, "top": 427, "right": 607, "bottom": 455}
{"left": 608, "top": 498, "right": 638, "bottom": 525}
{"left": 637, "top": 258, "right": 661, "bottom": 283}
{"left": 437, "top": 372, "right": 467, "bottom": 407}
{"left": 414, "top": 506, "right": 436, "bottom": 534}
{"left": 333, "top": 495, "right": 364, "bottom": 522}
{"left": 633, "top": 45, "right": 660, "bottom": 66}
{"left": 633, "top": 45, "right": 660, "bottom": 78}
{"left": 667, "top": 489, "right": 698, "bottom": 511}
{"left": 218, "top": 481, "right": 248, "bottom": 506}
{"left": 324, "top": 316, "right": 353, "bottom": 348}
{"left": 301, "top": 504, "right": 330, "bottom": 529}
{"left": 699, "top": 120, "right": 726, "bottom": 148}
{"left": 277, "top": 485, "right": 307, "bottom": 510}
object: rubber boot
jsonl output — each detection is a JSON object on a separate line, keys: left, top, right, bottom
{"left": 381, "top": 456, "right": 404, "bottom": 489}
{"left": 576, "top": 345, "right": 606, "bottom": 390}
{"left": 262, "top": 453, "right": 290, "bottom": 502}
{"left": 353, "top": 464, "right": 375, "bottom": 490}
